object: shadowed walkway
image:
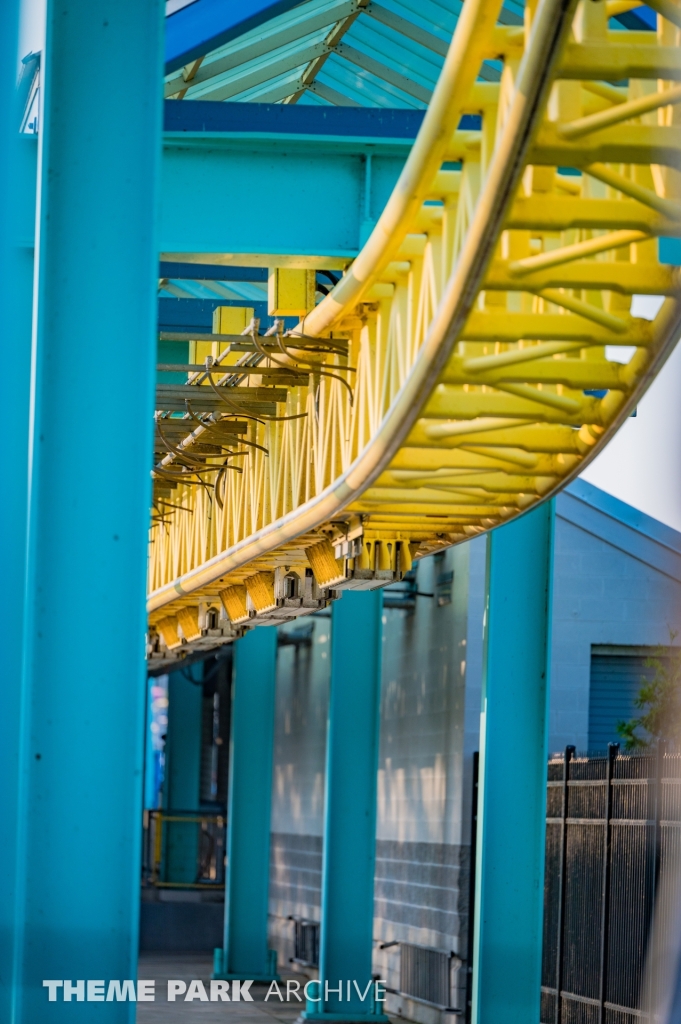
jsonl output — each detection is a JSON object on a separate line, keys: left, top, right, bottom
{"left": 137, "top": 954, "right": 312, "bottom": 1023}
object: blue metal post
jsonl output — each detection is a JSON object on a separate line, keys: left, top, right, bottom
{"left": 163, "top": 669, "right": 203, "bottom": 883}
{"left": 218, "top": 626, "right": 278, "bottom": 981}
{"left": 13, "top": 1, "right": 164, "bottom": 1020}
{"left": 305, "top": 590, "right": 389, "bottom": 1024}
{"left": 471, "top": 501, "right": 555, "bottom": 1024}
{"left": 144, "top": 674, "right": 169, "bottom": 811}
{"left": 0, "top": 3, "right": 34, "bottom": 1019}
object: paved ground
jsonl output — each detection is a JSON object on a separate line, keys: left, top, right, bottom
{"left": 137, "top": 954, "right": 310, "bottom": 1023}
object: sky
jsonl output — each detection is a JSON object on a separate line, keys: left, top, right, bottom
{"left": 19, "top": 0, "right": 44, "bottom": 67}
{"left": 17, "top": 0, "right": 681, "bottom": 534}
{"left": 581, "top": 342, "right": 681, "bottom": 532}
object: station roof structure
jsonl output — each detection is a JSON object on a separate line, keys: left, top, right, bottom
{"left": 153, "top": 0, "right": 657, "bottom": 309}
{"left": 162, "top": 0, "right": 654, "bottom": 106}
{"left": 164, "top": 0, "right": 518, "bottom": 106}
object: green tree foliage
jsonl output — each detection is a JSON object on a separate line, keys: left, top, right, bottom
{"left": 616, "top": 637, "right": 681, "bottom": 750}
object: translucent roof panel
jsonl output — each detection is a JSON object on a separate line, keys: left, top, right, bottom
{"left": 164, "top": 0, "right": 523, "bottom": 107}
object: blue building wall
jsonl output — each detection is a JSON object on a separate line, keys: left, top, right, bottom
{"left": 549, "top": 480, "right": 681, "bottom": 752}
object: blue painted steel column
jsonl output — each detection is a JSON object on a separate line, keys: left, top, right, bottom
{"left": 218, "top": 626, "right": 278, "bottom": 981}
{"left": 14, "top": 1, "right": 164, "bottom": 1020}
{"left": 144, "top": 674, "right": 169, "bottom": 811}
{"left": 163, "top": 669, "right": 203, "bottom": 883}
{"left": 305, "top": 591, "right": 389, "bottom": 1024}
{"left": 471, "top": 501, "right": 555, "bottom": 1024}
{"left": 0, "top": 3, "right": 33, "bottom": 1019}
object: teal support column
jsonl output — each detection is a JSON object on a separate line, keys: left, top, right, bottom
{"left": 305, "top": 591, "right": 389, "bottom": 1024}
{"left": 217, "top": 626, "right": 278, "bottom": 981}
{"left": 163, "top": 669, "right": 203, "bottom": 883}
{"left": 471, "top": 501, "right": 555, "bottom": 1024}
{"left": 13, "top": 1, "right": 164, "bottom": 1020}
{"left": 0, "top": 3, "right": 34, "bottom": 1019}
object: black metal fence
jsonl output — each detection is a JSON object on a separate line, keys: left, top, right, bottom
{"left": 541, "top": 745, "right": 681, "bottom": 1024}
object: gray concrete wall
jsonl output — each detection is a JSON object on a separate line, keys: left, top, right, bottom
{"left": 374, "top": 539, "right": 486, "bottom": 987}
{"left": 269, "top": 616, "right": 329, "bottom": 974}
{"left": 271, "top": 617, "right": 330, "bottom": 844}
{"left": 549, "top": 481, "right": 681, "bottom": 753}
{"left": 379, "top": 543, "right": 471, "bottom": 853}
{"left": 269, "top": 614, "right": 330, "bottom": 953}
{"left": 268, "top": 545, "right": 486, "bottom": 1017}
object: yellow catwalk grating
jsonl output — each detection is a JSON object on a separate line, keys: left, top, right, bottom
{"left": 147, "top": 0, "right": 681, "bottom": 662}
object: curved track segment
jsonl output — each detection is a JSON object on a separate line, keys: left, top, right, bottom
{"left": 147, "top": 0, "right": 681, "bottom": 664}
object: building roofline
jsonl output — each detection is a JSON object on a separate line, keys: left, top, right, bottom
{"left": 165, "top": 0, "right": 304, "bottom": 75}
{"left": 559, "top": 479, "right": 681, "bottom": 584}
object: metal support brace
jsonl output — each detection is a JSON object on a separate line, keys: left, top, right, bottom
{"left": 0, "top": 2, "right": 31, "bottom": 1018}
{"left": 471, "top": 501, "right": 555, "bottom": 1024}
{"left": 216, "top": 626, "right": 279, "bottom": 982}
{"left": 13, "top": 1, "right": 164, "bottom": 1019}
{"left": 304, "top": 591, "right": 389, "bottom": 1024}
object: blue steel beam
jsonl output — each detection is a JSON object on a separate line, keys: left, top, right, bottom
{"left": 166, "top": 0, "right": 305, "bottom": 75}
{"left": 161, "top": 104, "right": 420, "bottom": 264}
{"left": 161, "top": 103, "right": 418, "bottom": 260}
{"left": 158, "top": 296, "right": 269, "bottom": 332}
{"left": 159, "top": 262, "right": 268, "bottom": 280}
{"left": 217, "top": 626, "right": 279, "bottom": 982}
{"left": 15, "top": 1, "right": 164, "bottom": 1020}
{"left": 0, "top": 1, "right": 32, "bottom": 1018}
{"left": 16, "top": 105, "right": 426, "bottom": 265}
{"left": 471, "top": 502, "right": 555, "bottom": 1024}
{"left": 160, "top": 138, "right": 403, "bottom": 260}
{"left": 305, "top": 591, "right": 389, "bottom": 1024}
{"left": 163, "top": 98, "right": 426, "bottom": 136}
{"left": 17, "top": 110, "right": 416, "bottom": 267}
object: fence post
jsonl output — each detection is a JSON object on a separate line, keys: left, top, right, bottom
{"left": 555, "top": 745, "right": 575, "bottom": 1024}
{"left": 466, "top": 752, "right": 480, "bottom": 1024}
{"left": 654, "top": 739, "right": 664, "bottom": 895}
{"left": 648, "top": 739, "right": 665, "bottom": 1015}
{"left": 599, "top": 743, "right": 619, "bottom": 1024}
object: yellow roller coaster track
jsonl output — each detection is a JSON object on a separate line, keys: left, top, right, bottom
{"left": 147, "top": 0, "right": 681, "bottom": 662}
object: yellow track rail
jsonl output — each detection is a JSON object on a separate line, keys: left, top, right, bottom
{"left": 147, "top": 0, "right": 681, "bottom": 660}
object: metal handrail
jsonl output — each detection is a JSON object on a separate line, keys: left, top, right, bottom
{"left": 142, "top": 808, "right": 226, "bottom": 889}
